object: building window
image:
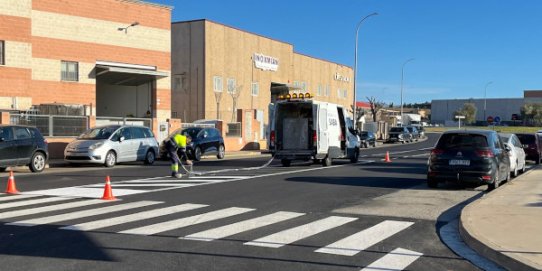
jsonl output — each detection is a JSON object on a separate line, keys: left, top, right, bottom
{"left": 174, "top": 75, "right": 187, "bottom": 92}
{"left": 172, "top": 112, "right": 178, "bottom": 118}
{"left": 251, "top": 82, "right": 259, "bottom": 96}
{"left": 61, "top": 61, "right": 79, "bottom": 82}
{"left": 325, "top": 85, "right": 330, "bottom": 97}
{"left": 227, "top": 78, "right": 236, "bottom": 94}
{"left": 337, "top": 89, "right": 347, "bottom": 99}
{"left": 213, "top": 76, "right": 223, "bottom": 92}
{"left": 301, "top": 82, "right": 307, "bottom": 91}
{"left": 0, "top": 40, "right": 4, "bottom": 65}
{"left": 317, "top": 84, "right": 322, "bottom": 96}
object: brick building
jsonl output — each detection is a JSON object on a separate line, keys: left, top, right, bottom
{"left": 0, "top": 0, "right": 172, "bottom": 149}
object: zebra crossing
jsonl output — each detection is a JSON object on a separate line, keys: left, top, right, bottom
{"left": 0, "top": 193, "right": 422, "bottom": 270}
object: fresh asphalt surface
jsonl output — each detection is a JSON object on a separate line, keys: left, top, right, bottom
{"left": 0, "top": 133, "right": 519, "bottom": 271}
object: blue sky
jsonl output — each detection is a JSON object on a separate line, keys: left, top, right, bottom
{"left": 152, "top": 0, "right": 542, "bottom": 105}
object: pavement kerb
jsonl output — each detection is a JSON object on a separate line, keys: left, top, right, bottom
{"left": 459, "top": 166, "right": 542, "bottom": 271}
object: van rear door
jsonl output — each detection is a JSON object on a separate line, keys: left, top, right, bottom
{"left": 317, "top": 104, "right": 329, "bottom": 153}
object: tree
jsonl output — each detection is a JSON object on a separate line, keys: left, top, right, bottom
{"left": 229, "top": 84, "right": 243, "bottom": 123}
{"left": 521, "top": 103, "right": 542, "bottom": 126}
{"left": 367, "top": 96, "right": 384, "bottom": 122}
{"left": 349, "top": 104, "right": 366, "bottom": 124}
{"left": 452, "top": 102, "right": 477, "bottom": 124}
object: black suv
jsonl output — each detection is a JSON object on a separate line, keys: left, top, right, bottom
{"left": 0, "top": 125, "right": 49, "bottom": 172}
{"left": 427, "top": 130, "right": 510, "bottom": 190}
{"left": 406, "top": 126, "right": 420, "bottom": 141}
{"left": 160, "top": 127, "right": 225, "bottom": 161}
{"left": 387, "top": 126, "right": 412, "bottom": 143}
{"left": 359, "top": 131, "right": 376, "bottom": 148}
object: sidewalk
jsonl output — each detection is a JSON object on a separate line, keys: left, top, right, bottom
{"left": 460, "top": 166, "right": 542, "bottom": 271}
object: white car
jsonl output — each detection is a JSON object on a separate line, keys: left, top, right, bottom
{"left": 500, "top": 133, "right": 526, "bottom": 177}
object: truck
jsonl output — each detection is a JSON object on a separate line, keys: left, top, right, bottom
{"left": 268, "top": 94, "right": 360, "bottom": 167}
{"left": 400, "top": 113, "right": 421, "bottom": 127}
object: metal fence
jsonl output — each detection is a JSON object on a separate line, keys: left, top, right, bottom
{"left": 226, "top": 122, "right": 242, "bottom": 137}
{"left": 10, "top": 114, "right": 88, "bottom": 137}
{"left": 181, "top": 123, "right": 215, "bottom": 129}
{"left": 95, "top": 117, "right": 152, "bottom": 128}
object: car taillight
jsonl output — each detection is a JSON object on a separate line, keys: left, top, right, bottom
{"left": 270, "top": 131, "right": 275, "bottom": 143}
{"left": 339, "top": 131, "right": 345, "bottom": 141}
{"left": 312, "top": 130, "right": 317, "bottom": 147}
{"left": 476, "top": 150, "right": 494, "bottom": 158}
{"left": 481, "top": 175, "right": 492, "bottom": 181}
{"left": 43, "top": 138, "right": 48, "bottom": 145}
{"left": 431, "top": 149, "right": 444, "bottom": 155}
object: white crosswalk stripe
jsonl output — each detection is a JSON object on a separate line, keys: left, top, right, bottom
{"left": 316, "top": 220, "right": 414, "bottom": 256}
{"left": 360, "top": 248, "right": 422, "bottom": 271}
{"left": 7, "top": 201, "right": 162, "bottom": 227}
{"left": 245, "top": 216, "right": 358, "bottom": 248}
{"left": 0, "top": 198, "right": 423, "bottom": 269}
{"left": 183, "top": 211, "right": 305, "bottom": 242}
{"left": 0, "top": 196, "right": 71, "bottom": 209}
{"left": 0, "top": 199, "right": 106, "bottom": 219}
{"left": 0, "top": 194, "right": 40, "bottom": 202}
{"left": 120, "top": 207, "right": 254, "bottom": 235}
{"left": 61, "top": 203, "right": 208, "bottom": 231}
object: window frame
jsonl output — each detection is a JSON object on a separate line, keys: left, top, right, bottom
{"left": 251, "top": 82, "right": 259, "bottom": 96}
{"left": 227, "top": 78, "right": 236, "bottom": 94}
{"left": 213, "top": 76, "right": 223, "bottom": 92}
{"left": 61, "top": 60, "right": 79, "bottom": 82}
{"left": 0, "top": 40, "right": 4, "bottom": 65}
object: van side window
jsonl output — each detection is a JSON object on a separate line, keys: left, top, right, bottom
{"left": 142, "top": 128, "right": 154, "bottom": 138}
{"left": 121, "top": 128, "right": 132, "bottom": 140}
{"left": 14, "top": 127, "right": 31, "bottom": 140}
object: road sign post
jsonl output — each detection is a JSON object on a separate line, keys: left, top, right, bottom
{"left": 455, "top": 115, "right": 465, "bottom": 129}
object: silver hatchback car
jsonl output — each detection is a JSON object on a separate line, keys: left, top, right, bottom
{"left": 64, "top": 125, "right": 159, "bottom": 167}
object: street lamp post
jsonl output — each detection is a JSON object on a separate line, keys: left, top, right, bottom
{"left": 400, "top": 58, "right": 414, "bottom": 127}
{"left": 483, "top": 81, "right": 493, "bottom": 122}
{"left": 353, "top": 12, "right": 378, "bottom": 130}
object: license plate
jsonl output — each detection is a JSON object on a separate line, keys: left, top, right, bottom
{"left": 449, "top": 159, "right": 470, "bottom": 166}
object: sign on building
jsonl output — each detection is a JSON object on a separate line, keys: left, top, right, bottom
{"left": 253, "top": 53, "right": 279, "bottom": 71}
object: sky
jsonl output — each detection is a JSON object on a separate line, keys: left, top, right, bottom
{"left": 152, "top": 0, "right": 542, "bottom": 105}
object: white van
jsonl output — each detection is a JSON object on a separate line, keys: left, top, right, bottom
{"left": 268, "top": 96, "right": 360, "bottom": 167}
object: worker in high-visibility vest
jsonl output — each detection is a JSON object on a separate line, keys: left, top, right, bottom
{"left": 164, "top": 133, "right": 191, "bottom": 178}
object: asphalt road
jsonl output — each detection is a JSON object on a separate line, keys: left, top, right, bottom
{"left": 0, "top": 133, "right": 510, "bottom": 271}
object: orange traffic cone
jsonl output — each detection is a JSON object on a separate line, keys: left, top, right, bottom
{"left": 5, "top": 171, "right": 20, "bottom": 194}
{"left": 101, "top": 175, "right": 116, "bottom": 200}
{"left": 384, "top": 151, "right": 392, "bottom": 163}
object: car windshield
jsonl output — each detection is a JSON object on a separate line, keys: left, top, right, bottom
{"left": 78, "top": 126, "right": 119, "bottom": 140}
{"left": 516, "top": 134, "right": 535, "bottom": 144}
{"left": 180, "top": 128, "right": 202, "bottom": 139}
{"left": 359, "top": 131, "right": 369, "bottom": 138}
{"left": 407, "top": 127, "right": 415, "bottom": 132}
{"left": 437, "top": 133, "right": 489, "bottom": 149}
{"left": 390, "top": 128, "right": 403, "bottom": 132}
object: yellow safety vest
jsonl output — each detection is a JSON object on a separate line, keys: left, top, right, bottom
{"left": 172, "top": 133, "right": 187, "bottom": 148}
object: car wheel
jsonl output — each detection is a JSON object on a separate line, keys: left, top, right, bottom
{"left": 144, "top": 150, "right": 156, "bottom": 165}
{"left": 537, "top": 155, "right": 541, "bottom": 165}
{"left": 350, "top": 149, "right": 359, "bottom": 163}
{"left": 372, "top": 141, "right": 377, "bottom": 147}
{"left": 364, "top": 142, "right": 368, "bottom": 148}
{"left": 512, "top": 161, "right": 518, "bottom": 177}
{"left": 0, "top": 167, "right": 6, "bottom": 172}
{"left": 217, "top": 144, "right": 225, "bottom": 159}
{"left": 281, "top": 159, "right": 291, "bottom": 167}
{"left": 29, "top": 152, "right": 46, "bottom": 173}
{"left": 427, "top": 178, "right": 438, "bottom": 188}
{"left": 520, "top": 161, "right": 526, "bottom": 174}
{"left": 193, "top": 146, "right": 202, "bottom": 161}
{"left": 322, "top": 155, "right": 332, "bottom": 167}
{"left": 104, "top": 151, "right": 117, "bottom": 168}
{"left": 488, "top": 171, "right": 499, "bottom": 191}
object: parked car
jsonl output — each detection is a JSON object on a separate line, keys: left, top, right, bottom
{"left": 499, "top": 133, "right": 526, "bottom": 177}
{"left": 427, "top": 130, "right": 511, "bottom": 190}
{"left": 417, "top": 126, "right": 425, "bottom": 138}
{"left": 387, "top": 126, "right": 412, "bottom": 143}
{"left": 160, "top": 127, "right": 225, "bottom": 161}
{"left": 516, "top": 133, "right": 542, "bottom": 164}
{"left": 358, "top": 131, "right": 376, "bottom": 148}
{"left": 64, "top": 125, "right": 159, "bottom": 167}
{"left": 406, "top": 126, "right": 420, "bottom": 141}
{"left": 0, "top": 125, "right": 49, "bottom": 173}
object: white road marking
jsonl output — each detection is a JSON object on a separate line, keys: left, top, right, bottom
{"left": 0, "top": 194, "right": 40, "bottom": 202}
{"left": 61, "top": 203, "right": 208, "bottom": 231}
{"left": 316, "top": 220, "right": 414, "bottom": 256}
{"left": 120, "top": 179, "right": 208, "bottom": 184}
{"left": 183, "top": 211, "right": 305, "bottom": 242}
{"left": 188, "top": 176, "right": 249, "bottom": 179}
{"left": 120, "top": 207, "right": 254, "bottom": 236}
{"left": 7, "top": 201, "right": 162, "bottom": 227}
{"left": 360, "top": 247, "right": 422, "bottom": 271}
{"left": 84, "top": 184, "right": 195, "bottom": 188}
{"left": 0, "top": 199, "right": 106, "bottom": 219}
{"left": 23, "top": 187, "right": 146, "bottom": 198}
{"left": 0, "top": 197, "right": 71, "bottom": 209}
{"left": 245, "top": 216, "right": 357, "bottom": 248}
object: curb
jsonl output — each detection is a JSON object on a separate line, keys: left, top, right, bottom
{"left": 459, "top": 168, "right": 541, "bottom": 271}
